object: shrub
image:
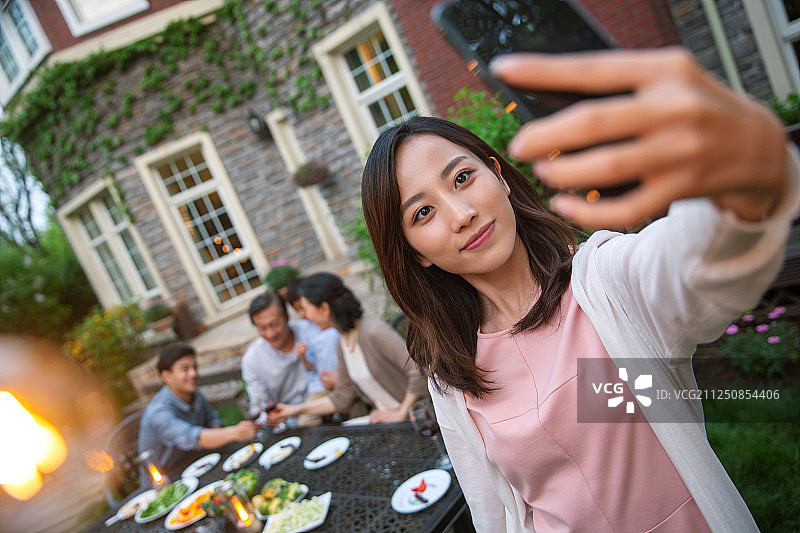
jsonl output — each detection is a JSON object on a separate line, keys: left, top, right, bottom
{"left": 720, "top": 307, "right": 800, "bottom": 378}
{"left": 768, "top": 93, "right": 800, "bottom": 126}
{"left": 143, "top": 298, "right": 172, "bottom": 324}
{"left": 263, "top": 258, "right": 301, "bottom": 291}
{"left": 64, "top": 303, "right": 147, "bottom": 406}
{"left": 0, "top": 222, "right": 98, "bottom": 341}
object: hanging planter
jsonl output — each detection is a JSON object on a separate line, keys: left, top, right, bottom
{"left": 291, "top": 160, "right": 329, "bottom": 187}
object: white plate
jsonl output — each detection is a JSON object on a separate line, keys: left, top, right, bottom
{"left": 105, "top": 489, "right": 158, "bottom": 525}
{"left": 263, "top": 491, "right": 331, "bottom": 533}
{"left": 181, "top": 452, "right": 220, "bottom": 478}
{"left": 134, "top": 477, "right": 199, "bottom": 523}
{"left": 259, "top": 437, "right": 301, "bottom": 468}
{"left": 341, "top": 415, "right": 370, "bottom": 426}
{"left": 254, "top": 483, "right": 308, "bottom": 521}
{"left": 164, "top": 480, "right": 223, "bottom": 530}
{"left": 391, "top": 469, "right": 451, "bottom": 514}
{"left": 223, "top": 443, "right": 263, "bottom": 472}
{"left": 302, "top": 437, "right": 349, "bottom": 469}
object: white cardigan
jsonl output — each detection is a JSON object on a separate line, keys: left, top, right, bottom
{"left": 430, "top": 149, "right": 800, "bottom": 533}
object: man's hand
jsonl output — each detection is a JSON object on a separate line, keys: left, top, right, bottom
{"left": 319, "top": 369, "right": 337, "bottom": 391}
{"left": 232, "top": 420, "right": 259, "bottom": 441}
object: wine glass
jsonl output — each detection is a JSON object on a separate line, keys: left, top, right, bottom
{"left": 409, "top": 400, "right": 452, "bottom": 470}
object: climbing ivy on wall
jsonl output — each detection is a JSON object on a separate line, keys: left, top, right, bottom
{"left": 0, "top": 0, "right": 339, "bottom": 203}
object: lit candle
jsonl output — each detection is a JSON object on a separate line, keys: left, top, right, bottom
{"left": 138, "top": 450, "right": 169, "bottom": 489}
{"left": 215, "top": 480, "right": 262, "bottom": 532}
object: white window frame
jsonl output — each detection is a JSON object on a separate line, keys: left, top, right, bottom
{"left": 746, "top": 0, "right": 800, "bottom": 97}
{"left": 55, "top": 0, "right": 149, "bottom": 37}
{"left": 57, "top": 177, "right": 167, "bottom": 309}
{"left": 312, "top": 1, "right": 431, "bottom": 158}
{"left": 134, "top": 132, "right": 268, "bottom": 324}
{"left": 0, "top": 0, "right": 50, "bottom": 106}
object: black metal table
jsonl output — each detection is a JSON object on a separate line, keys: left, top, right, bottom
{"left": 83, "top": 423, "right": 471, "bottom": 533}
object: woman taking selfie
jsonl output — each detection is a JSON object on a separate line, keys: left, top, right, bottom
{"left": 273, "top": 272, "right": 427, "bottom": 424}
{"left": 361, "top": 49, "right": 798, "bottom": 532}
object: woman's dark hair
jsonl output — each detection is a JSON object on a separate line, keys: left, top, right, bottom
{"left": 248, "top": 291, "right": 287, "bottom": 322}
{"left": 361, "top": 116, "right": 575, "bottom": 397}
{"left": 297, "top": 272, "right": 363, "bottom": 332}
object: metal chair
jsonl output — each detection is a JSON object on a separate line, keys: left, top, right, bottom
{"left": 103, "top": 410, "right": 144, "bottom": 509}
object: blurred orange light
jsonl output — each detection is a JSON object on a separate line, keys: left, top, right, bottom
{"left": 0, "top": 391, "right": 67, "bottom": 500}
{"left": 586, "top": 189, "right": 601, "bottom": 203}
{"left": 83, "top": 449, "right": 114, "bottom": 473}
{"left": 504, "top": 101, "right": 517, "bottom": 114}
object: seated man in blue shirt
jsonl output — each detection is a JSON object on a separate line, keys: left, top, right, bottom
{"left": 138, "top": 343, "right": 258, "bottom": 479}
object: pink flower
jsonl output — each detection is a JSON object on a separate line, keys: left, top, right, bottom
{"left": 755, "top": 324, "right": 769, "bottom": 333}
{"left": 741, "top": 314, "right": 755, "bottom": 322}
{"left": 725, "top": 324, "right": 739, "bottom": 335}
{"left": 768, "top": 336, "right": 781, "bottom": 344}
{"left": 774, "top": 306, "right": 786, "bottom": 315}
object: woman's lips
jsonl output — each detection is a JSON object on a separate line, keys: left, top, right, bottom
{"left": 462, "top": 222, "right": 494, "bottom": 251}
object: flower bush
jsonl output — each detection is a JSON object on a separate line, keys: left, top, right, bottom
{"left": 263, "top": 258, "right": 301, "bottom": 291}
{"left": 720, "top": 307, "right": 799, "bottom": 378}
{"left": 64, "top": 303, "right": 147, "bottom": 405}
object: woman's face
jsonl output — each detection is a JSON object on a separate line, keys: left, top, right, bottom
{"left": 297, "top": 296, "right": 335, "bottom": 330}
{"left": 395, "top": 134, "right": 518, "bottom": 278}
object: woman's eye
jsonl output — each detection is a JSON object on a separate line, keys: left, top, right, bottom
{"left": 454, "top": 170, "right": 472, "bottom": 186}
{"left": 413, "top": 206, "right": 432, "bottom": 223}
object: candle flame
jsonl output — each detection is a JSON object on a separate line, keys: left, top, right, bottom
{"left": 232, "top": 495, "right": 251, "bottom": 523}
{"left": 0, "top": 391, "right": 67, "bottom": 500}
{"left": 149, "top": 464, "right": 163, "bottom": 483}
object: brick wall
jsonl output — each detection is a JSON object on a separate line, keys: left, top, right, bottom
{"left": 392, "top": 0, "right": 681, "bottom": 118}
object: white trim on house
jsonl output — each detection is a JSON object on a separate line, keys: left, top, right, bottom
{"left": 312, "top": 1, "right": 431, "bottom": 159}
{"left": 0, "top": 0, "right": 50, "bottom": 106}
{"left": 57, "top": 177, "right": 168, "bottom": 309}
{"left": 266, "top": 108, "right": 347, "bottom": 261}
{"left": 54, "top": 0, "right": 149, "bottom": 38}
{"left": 747, "top": 0, "right": 800, "bottom": 96}
{"left": 134, "top": 131, "right": 268, "bottom": 326}
{"left": 47, "top": 0, "right": 223, "bottom": 64}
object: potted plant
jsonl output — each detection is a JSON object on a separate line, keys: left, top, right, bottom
{"left": 143, "top": 298, "right": 174, "bottom": 332}
{"left": 263, "top": 258, "right": 301, "bottom": 293}
{"left": 291, "top": 160, "right": 329, "bottom": 187}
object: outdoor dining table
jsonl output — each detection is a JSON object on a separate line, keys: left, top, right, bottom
{"left": 84, "top": 422, "right": 472, "bottom": 533}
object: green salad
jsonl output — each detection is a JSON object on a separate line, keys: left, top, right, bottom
{"left": 225, "top": 468, "right": 259, "bottom": 497}
{"left": 139, "top": 482, "right": 190, "bottom": 518}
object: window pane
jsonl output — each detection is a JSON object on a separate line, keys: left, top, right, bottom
{"left": 0, "top": 30, "right": 20, "bottom": 81}
{"left": 345, "top": 31, "right": 399, "bottom": 93}
{"left": 101, "top": 193, "right": 125, "bottom": 226}
{"left": 209, "top": 258, "right": 259, "bottom": 303}
{"left": 120, "top": 229, "right": 157, "bottom": 291}
{"left": 785, "top": 1, "right": 800, "bottom": 23}
{"left": 95, "top": 241, "right": 133, "bottom": 300}
{"left": 78, "top": 209, "right": 102, "bottom": 239}
{"left": 158, "top": 149, "right": 211, "bottom": 196}
{"left": 9, "top": 3, "right": 38, "bottom": 56}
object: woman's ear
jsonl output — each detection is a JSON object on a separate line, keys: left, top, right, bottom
{"left": 489, "top": 156, "right": 511, "bottom": 196}
{"left": 416, "top": 253, "right": 433, "bottom": 268}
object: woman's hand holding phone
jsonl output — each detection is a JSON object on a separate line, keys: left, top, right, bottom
{"left": 491, "top": 48, "right": 790, "bottom": 229}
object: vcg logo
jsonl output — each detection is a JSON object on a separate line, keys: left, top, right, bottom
{"left": 592, "top": 367, "right": 653, "bottom": 414}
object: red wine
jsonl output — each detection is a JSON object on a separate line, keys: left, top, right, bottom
{"left": 418, "top": 421, "right": 439, "bottom": 439}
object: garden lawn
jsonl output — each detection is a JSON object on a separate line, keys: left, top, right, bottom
{"left": 704, "top": 384, "right": 800, "bottom": 532}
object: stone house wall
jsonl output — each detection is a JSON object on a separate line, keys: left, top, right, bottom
{"left": 668, "top": 0, "right": 773, "bottom": 100}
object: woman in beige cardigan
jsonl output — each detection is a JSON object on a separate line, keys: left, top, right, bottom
{"left": 274, "top": 272, "right": 428, "bottom": 424}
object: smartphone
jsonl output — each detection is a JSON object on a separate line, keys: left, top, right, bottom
{"left": 432, "top": 0, "right": 638, "bottom": 199}
{"left": 431, "top": 0, "right": 617, "bottom": 123}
